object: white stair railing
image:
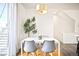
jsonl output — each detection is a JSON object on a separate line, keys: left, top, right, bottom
{"left": 0, "top": 28, "right": 8, "bottom": 56}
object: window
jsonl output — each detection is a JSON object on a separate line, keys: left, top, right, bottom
{"left": 0, "top": 3, "right": 8, "bottom": 56}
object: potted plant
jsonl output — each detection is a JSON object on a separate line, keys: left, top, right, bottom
{"left": 23, "top": 17, "right": 37, "bottom": 37}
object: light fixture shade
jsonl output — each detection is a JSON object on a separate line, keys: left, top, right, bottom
{"left": 36, "top": 4, "right": 48, "bottom": 15}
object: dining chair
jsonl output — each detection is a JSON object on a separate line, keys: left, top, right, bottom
{"left": 24, "top": 40, "right": 37, "bottom": 56}
{"left": 41, "top": 40, "right": 56, "bottom": 56}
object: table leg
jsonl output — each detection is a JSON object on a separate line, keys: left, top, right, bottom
{"left": 21, "top": 42, "right": 23, "bottom": 56}
{"left": 58, "top": 42, "right": 60, "bottom": 56}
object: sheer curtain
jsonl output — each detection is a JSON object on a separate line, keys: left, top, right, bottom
{"left": 8, "top": 3, "right": 17, "bottom": 56}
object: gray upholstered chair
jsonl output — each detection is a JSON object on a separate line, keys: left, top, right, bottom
{"left": 24, "top": 40, "right": 37, "bottom": 56}
{"left": 42, "top": 40, "right": 56, "bottom": 56}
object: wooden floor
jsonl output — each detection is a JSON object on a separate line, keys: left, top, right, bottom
{"left": 17, "top": 49, "right": 63, "bottom": 56}
{"left": 60, "top": 43, "right": 78, "bottom": 56}
{"left": 17, "top": 43, "right": 78, "bottom": 56}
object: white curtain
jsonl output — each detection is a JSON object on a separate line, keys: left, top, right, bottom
{"left": 8, "top": 3, "right": 17, "bottom": 56}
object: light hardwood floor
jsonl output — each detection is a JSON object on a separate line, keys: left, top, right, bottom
{"left": 60, "top": 43, "right": 78, "bottom": 56}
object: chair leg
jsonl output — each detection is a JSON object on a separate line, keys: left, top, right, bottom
{"left": 25, "top": 52, "right": 29, "bottom": 56}
{"left": 31, "top": 52, "right": 36, "bottom": 56}
{"left": 36, "top": 51, "right": 38, "bottom": 56}
{"left": 43, "top": 52, "right": 47, "bottom": 56}
{"left": 49, "top": 53, "right": 53, "bottom": 56}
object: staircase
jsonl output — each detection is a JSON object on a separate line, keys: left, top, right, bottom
{"left": 0, "top": 28, "right": 8, "bottom": 56}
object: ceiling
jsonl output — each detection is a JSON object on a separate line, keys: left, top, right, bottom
{"left": 21, "top": 3, "right": 79, "bottom": 10}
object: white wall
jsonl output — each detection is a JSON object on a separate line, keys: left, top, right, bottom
{"left": 61, "top": 10, "right": 79, "bottom": 43}
{"left": 17, "top": 4, "right": 27, "bottom": 52}
{"left": 64, "top": 10, "right": 79, "bottom": 33}
{"left": 24, "top": 9, "right": 54, "bottom": 37}
{"left": 53, "top": 11, "right": 75, "bottom": 42}
{"left": 17, "top": 4, "right": 54, "bottom": 51}
{"left": 17, "top": 4, "right": 79, "bottom": 51}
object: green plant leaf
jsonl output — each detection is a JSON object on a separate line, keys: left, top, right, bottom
{"left": 24, "top": 27, "right": 29, "bottom": 33}
{"left": 24, "top": 22, "right": 29, "bottom": 27}
{"left": 32, "top": 17, "right": 35, "bottom": 22}
{"left": 27, "top": 19, "right": 30, "bottom": 23}
{"left": 32, "top": 29, "right": 37, "bottom": 34}
{"left": 23, "top": 17, "right": 37, "bottom": 35}
{"left": 29, "top": 24, "right": 35, "bottom": 30}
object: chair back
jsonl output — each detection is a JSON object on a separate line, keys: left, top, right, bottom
{"left": 24, "top": 40, "right": 36, "bottom": 52}
{"left": 42, "top": 40, "right": 56, "bottom": 52}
